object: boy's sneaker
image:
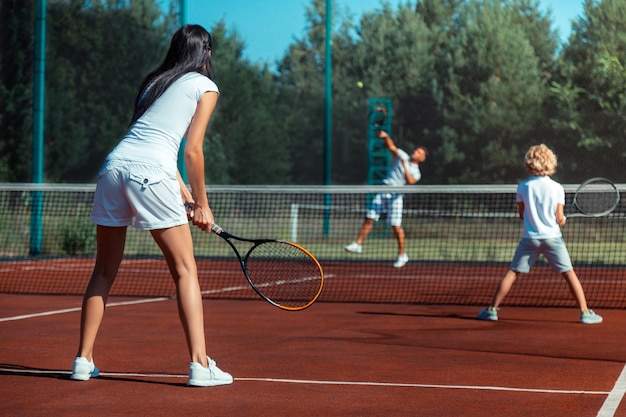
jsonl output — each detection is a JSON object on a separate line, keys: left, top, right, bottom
{"left": 477, "top": 307, "right": 498, "bottom": 321}
{"left": 344, "top": 242, "right": 362, "bottom": 253}
{"left": 580, "top": 309, "right": 603, "bottom": 324}
{"left": 188, "top": 357, "right": 233, "bottom": 387}
{"left": 393, "top": 253, "right": 409, "bottom": 268}
{"left": 70, "top": 357, "right": 100, "bottom": 381}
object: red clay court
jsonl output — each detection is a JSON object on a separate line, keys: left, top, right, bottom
{"left": 2, "top": 292, "right": 626, "bottom": 416}
{"left": 2, "top": 185, "right": 625, "bottom": 416}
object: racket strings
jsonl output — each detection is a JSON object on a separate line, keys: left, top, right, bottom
{"left": 370, "top": 106, "right": 387, "bottom": 127}
{"left": 245, "top": 242, "right": 323, "bottom": 309}
{"left": 574, "top": 181, "right": 619, "bottom": 215}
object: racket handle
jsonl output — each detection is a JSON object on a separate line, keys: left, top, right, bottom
{"left": 211, "top": 223, "right": 224, "bottom": 235}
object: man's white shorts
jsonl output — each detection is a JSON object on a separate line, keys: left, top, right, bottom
{"left": 366, "top": 193, "right": 404, "bottom": 226}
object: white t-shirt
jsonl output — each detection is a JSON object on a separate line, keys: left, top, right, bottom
{"left": 107, "top": 72, "right": 219, "bottom": 171}
{"left": 516, "top": 175, "right": 564, "bottom": 239}
{"left": 383, "top": 149, "right": 421, "bottom": 186}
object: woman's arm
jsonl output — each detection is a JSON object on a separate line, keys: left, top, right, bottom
{"left": 177, "top": 170, "right": 193, "bottom": 220}
{"left": 184, "top": 91, "right": 219, "bottom": 232}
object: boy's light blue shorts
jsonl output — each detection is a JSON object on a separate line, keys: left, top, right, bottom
{"left": 509, "top": 237, "right": 573, "bottom": 273}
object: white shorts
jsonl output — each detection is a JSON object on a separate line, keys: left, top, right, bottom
{"left": 366, "top": 193, "right": 404, "bottom": 226}
{"left": 90, "top": 161, "right": 188, "bottom": 230}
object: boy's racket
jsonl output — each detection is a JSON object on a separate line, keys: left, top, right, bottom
{"left": 567, "top": 177, "right": 620, "bottom": 218}
{"left": 210, "top": 223, "right": 324, "bottom": 311}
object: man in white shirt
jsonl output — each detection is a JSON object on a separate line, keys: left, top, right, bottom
{"left": 345, "top": 130, "right": 427, "bottom": 268}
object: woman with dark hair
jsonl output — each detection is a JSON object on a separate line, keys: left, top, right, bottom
{"left": 70, "top": 25, "right": 233, "bottom": 387}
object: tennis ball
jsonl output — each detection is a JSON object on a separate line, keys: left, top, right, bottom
{"left": 356, "top": 81, "right": 364, "bottom": 89}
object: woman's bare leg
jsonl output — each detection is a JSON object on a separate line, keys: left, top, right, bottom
{"left": 76, "top": 225, "right": 127, "bottom": 360}
{"left": 151, "top": 224, "right": 207, "bottom": 366}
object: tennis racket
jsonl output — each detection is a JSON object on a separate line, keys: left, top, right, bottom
{"left": 210, "top": 223, "right": 324, "bottom": 311}
{"left": 369, "top": 105, "right": 387, "bottom": 131}
{"left": 567, "top": 177, "right": 620, "bottom": 218}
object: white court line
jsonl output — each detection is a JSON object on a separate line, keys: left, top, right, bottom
{"left": 337, "top": 273, "right": 626, "bottom": 283}
{"left": 235, "top": 378, "right": 610, "bottom": 395}
{"left": 0, "top": 274, "right": 336, "bottom": 322}
{"left": 0, "top": 297, "right": 171, "bottom": 322}
{"left": 597, "top": 364, "right": 626, "bottom": 417}
{"left": 0, "top": 367, "right": 610, "bottom": 396}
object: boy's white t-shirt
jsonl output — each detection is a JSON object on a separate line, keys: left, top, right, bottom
{"left": 516, "top": 175, "right": 564, "bottom": 239}
{"left": 107, "top": 72, "right": 219, "bottom": 171}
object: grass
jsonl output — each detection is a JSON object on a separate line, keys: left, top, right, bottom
{"left": 1, "top": 206, "right": 624, "bottom": 266}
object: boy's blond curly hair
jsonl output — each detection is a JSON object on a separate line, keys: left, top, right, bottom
{"left": 525, "top": 144, "right": 557, "bottom": 176}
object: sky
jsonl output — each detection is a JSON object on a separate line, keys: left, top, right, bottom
{"left": 176, "top": 1, "right": 585, "bottom": 66}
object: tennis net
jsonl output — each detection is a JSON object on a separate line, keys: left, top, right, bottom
{"left": 1, "top": 183, "right": 624, "bottom": 308}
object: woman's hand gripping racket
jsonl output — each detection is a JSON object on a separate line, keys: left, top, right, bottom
{"left": 210, "top": 224, "right": 324, "bottom": 311}
{"left": 567, "top": 177, "right": 620, "bottom": 218}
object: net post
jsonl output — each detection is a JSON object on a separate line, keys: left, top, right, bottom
{"left": 290, "top": 203, "right": 299, "bottom": 242}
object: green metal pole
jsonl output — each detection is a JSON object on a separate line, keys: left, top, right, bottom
{"left": 323, "top": 0, "right": 332, "bottom": 235}
{"left": 179, "top": 0, "right": 187, "bottom": 24}
{"left": 324, "top": 0, "right": 332, "bottom": 186}
{"left": 30, "top": 0, "right": 46, "bottom": 255}
{"left": 177, "top": 0, "right": 188, "bottom": 182}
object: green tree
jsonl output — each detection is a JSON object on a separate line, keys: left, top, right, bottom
{"left": 350, "top": 3, "right": 437, "bottom": 181}
{"left": 274, "top": 0, "right": 332, "bottom": 184}
{"left": 552, "top": 0, "right": 626, "bottom": 181}
{"left": 508, "top": 0, "right": 558, "bottom": 76}
{"left": 4, "top": 0, "right": 624, "bottom": 186}
{"left": 44, "top": 0, "right": 175, "bottom": 182}
{"left": 208, "top": 22, "right": 294, "bottom": 185}
{"left": 431, "top": 0, "right": 547, "bottom": 183}
{"left": 0, "top": 0, "right": 35, "bottom": 181}
{"left": 276, "top": 1, "right": 437, "bottom": 184}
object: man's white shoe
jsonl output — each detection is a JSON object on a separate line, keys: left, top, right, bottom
{"left": 344, "top": 242, "right": 362, "bottom": 253}
{"left": 393, "top": 254, "right": 409, "bottom": 268}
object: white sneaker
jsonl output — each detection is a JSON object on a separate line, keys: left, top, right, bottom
{"left": 70, "top": 357, "right": 100, "bottom": 381}
{"left": 188, "top": 357, "right": 233, "bottom": 387}
{"left": 393, "top": 253, "right": 409, "bottom": 268}
{"left": 344, "top": 242, "right": 362, "bottom": 253}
